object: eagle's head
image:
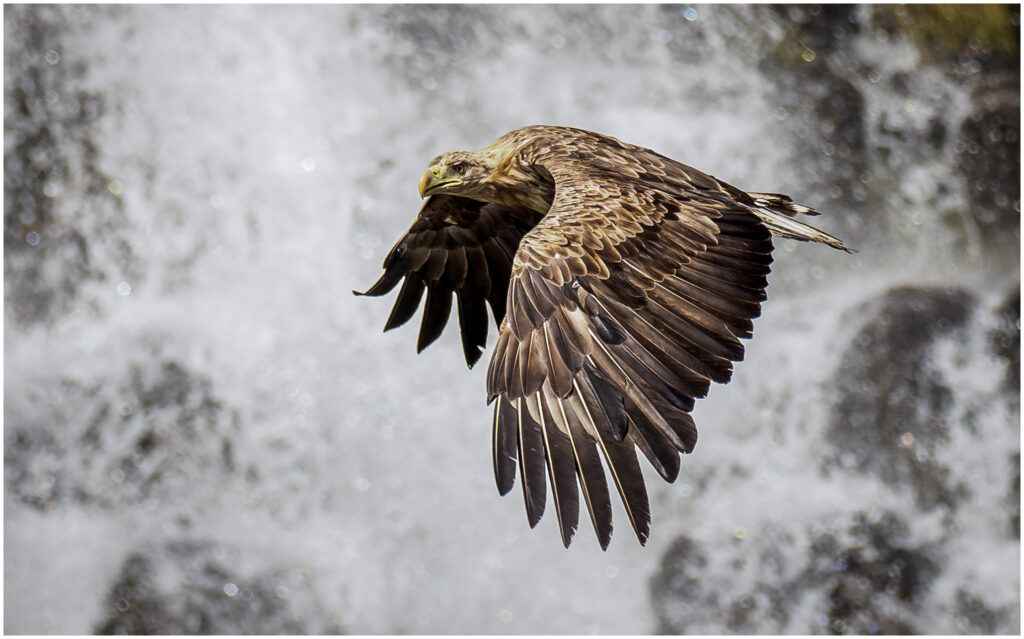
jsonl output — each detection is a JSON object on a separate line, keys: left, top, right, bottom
{"left": 418, "top": 138, "right": 555, "bottom": 214}
{"left": 418, "top": 150, "right": 497, "bottom": 199}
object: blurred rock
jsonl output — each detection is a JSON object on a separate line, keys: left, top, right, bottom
{"left": 958, "top": 75, "right": 1020, "bottom": 255}
{"left": 650, "top": 532, "right": 795, "bottom": 634}
{"left": 993, "top": 284, "right": 1022, "bottom": 539}
{"left": 989, "top": 283, "right": 1021, "bottom": 398}
{"left": 870, "top": 5, "right": 1020, "bottom": 72}
{"left": 650, "top": 512, "right": 938, "bottom": 634}
{"left": 769, "top": 5, "right": 861, "bottom": 59}
{"left": 1009, "top": 452, "right": 1020, "bottom": 539}
{"left": 867, "top": 4, "right": 1021, "bottom": 258}
{"left": 826, "top": 286, "right": 975, "bottom": 510}
{"left": 95, "top": 540, "right": 339, "bottom": 634}
{"left": 808, "top": 513, "right": 937, "bottom": 634}
{"left": 760, "top": 5, "right": 868, "bottom": 224}
{"left": 954, "top": 589, "right": 1009, "bottom": 634}
{"left": 760, "top": 5, "right": 1021, "bottom": 254}
{"left": 5, "top": 354, "right": 242, "bottom": 511}
{"left": 3, "top": 5, "right": 138, "bottom": 326}
{"left": 650, "top": 536, "right": 715, "bottom": 634}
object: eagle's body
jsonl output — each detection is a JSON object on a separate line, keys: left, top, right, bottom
{"left": 357, "top": 126, "right": 848, "bottom": 549}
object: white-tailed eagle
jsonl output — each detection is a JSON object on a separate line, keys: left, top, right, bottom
{"left": 356, "top": 126, "right": 849, "bottom": 549}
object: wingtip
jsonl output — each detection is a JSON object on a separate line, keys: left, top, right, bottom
{"left": 594, "top": 520, "right": 613, "bottom": 551}
{"left": 635, "top": 523, "right": 651, "bottom": 546}
{"left": 561, "top": 529, "right": 576, "bottom": 549}
{"left": 464, "top": 347, "right": 484, "bottom": 369}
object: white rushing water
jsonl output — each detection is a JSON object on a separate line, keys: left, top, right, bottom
{"left": 5, "top": 5, "right": 1019, "bottom": 634}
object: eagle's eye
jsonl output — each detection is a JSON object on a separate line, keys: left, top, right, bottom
{"left": 449, "top": 161, "right": 467, "bottom": 175}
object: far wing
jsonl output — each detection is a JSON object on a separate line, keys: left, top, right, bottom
{"left": 486, "top": 167, "right": 773, "bottom": 549}
{"left": 356, "top": 194, "right": 543, "bottom": 367}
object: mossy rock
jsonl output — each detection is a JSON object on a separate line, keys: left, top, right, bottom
{"left": 872, "top": 4, "right": 1020, "bottom": 67}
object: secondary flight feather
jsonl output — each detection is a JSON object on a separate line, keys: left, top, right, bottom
{"left": 356, "top": 125, "right": 849, "bottom": 549}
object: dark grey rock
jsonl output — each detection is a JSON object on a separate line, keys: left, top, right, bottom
{"left": 4, "top": 355, "right": 242, "bottom": 511}
{"left": 95, "top": 540, "right": 340, "bottom": 634}
{"left": 955, "top": 588, "right": 1010, "bottom": 634}
{"left": 756, "top": 6, "right": 870, "bottom": 243}
{"left": 989, "top": 283, "right": 1020, "bottom": 398}
{"left": 650, "top": 536, "right": 716, "bottom": 634}
{"left": 770, "top": 5, "right": 862, "bottom": 57}
{"left": 1009, "top": 451, "right": 1020, "bottom": 539}
{"left": 825, "top": 285, "right": 976, "bottom": 510}
{"left": 650, "top": 512, "right": 938, "bottom": 634}
{"left": 958, "top": 73, "right": 1020, "bottom": 254}
{"left": 3, "top": 5, "right": 139, "bottom": 326}
{"left": 807, "top": 513, "right": 937, "bottom": 635}
{"left": 650, "top": 533, "right": 787, "bottom": 634}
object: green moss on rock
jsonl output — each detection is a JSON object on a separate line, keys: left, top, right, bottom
{"left": 872, "top": 4, "right": 1019, "bottom": 64}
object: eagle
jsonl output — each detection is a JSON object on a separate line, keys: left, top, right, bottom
{"left": 356, "top": 126, "right": 848, "bottom": 549}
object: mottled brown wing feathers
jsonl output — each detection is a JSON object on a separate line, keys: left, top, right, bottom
{"left": 486, "top": 151, "right": 773, "bottom": 548}
{"left": 356, "top": 194, "right": 543, "bottom": 367}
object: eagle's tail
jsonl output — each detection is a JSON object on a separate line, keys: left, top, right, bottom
{"left": 747, "top": 192, "right": 818, "bottom": 217}
{"left": 747, "top": 197, "right": 853, "bottom": 253}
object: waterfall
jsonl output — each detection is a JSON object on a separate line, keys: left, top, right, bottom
{"left": 5, "top": 5, "right": 1019, "bottom": 633}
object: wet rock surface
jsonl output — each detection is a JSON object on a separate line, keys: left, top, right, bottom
{"left": 954, "top": 588, "right": 1012, "bottom": 635}
{"left": 1008, "top": 450, "right": 1021, "bottom": 539}
{"left": 808, "top": 514, "right": 938, "bottom": 635}
{"left": 653, "top": 281, "right": 1020, "bottom": 634}
{"left": 95, "top": 540, "right": 340, "bottom": 634}
{"left": 958, "top": 73, "right": 1021, "bottom": 252}
{"left": 651, "top": 513, "right": 939, "bottom": 635}
{"left": 824, "top": 282, "right": 1020, "bottom": 523}
{"left": 759, "top": 5, "right": 869, "bottom": 231}
{"left": 758, "top": 5, "right": 1020, "bottom": 254}
{"left": 650, "top": 531, "right": 794, "bottom": 634}
{"left": 991, "top": 285, "right": 1022, "bottom": 538}
{"left": 4, "top": 352, "right": 242, "bottom": 511}
{"left": 870, "top": 5, "right": 1020, "bottom": 71}
{"left": 4, "top": 5, "right": 138, "bottom": 326}
{"left": 990, "top": 284, "right": 1021, "bottom": 398}
{"left": 825, "top": 285, "right": 975, "bottom": 510}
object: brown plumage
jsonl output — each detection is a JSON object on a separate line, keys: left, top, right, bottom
{"left": 356, "top": 125, "right": 850, "bottom": 549}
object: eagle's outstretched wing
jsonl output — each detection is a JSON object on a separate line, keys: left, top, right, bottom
{"left": 355, "top": 194, "right": 543, "bottom": 367}
{"left": 358, "top": 126, "right": 846, "bottom": 549}
{"left": 486, "top": 140, "right": 774, "bottom": 548}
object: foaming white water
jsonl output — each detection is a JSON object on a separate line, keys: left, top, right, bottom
{"left": 5, "top": 5, "right": 1018, "bottom": 634}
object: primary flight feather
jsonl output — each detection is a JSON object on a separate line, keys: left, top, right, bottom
{"left": 356, "top": 125, "right": 849, "bottom": 549}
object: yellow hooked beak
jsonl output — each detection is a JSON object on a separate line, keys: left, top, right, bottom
{"left": 418, "top": 165, "right": 463, "bottom": 198}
